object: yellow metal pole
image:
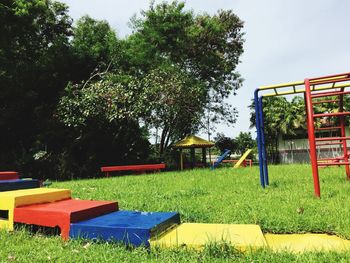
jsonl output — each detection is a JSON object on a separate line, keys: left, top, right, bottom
{"left": 262, "top": 83, "right": 350, "bottom": 97}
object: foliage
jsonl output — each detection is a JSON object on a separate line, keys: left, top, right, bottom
{"left": 214, "top": 133, "right": 236, "bottom": 153}
{"left": 0, "top": 0, "right": 73, "bottom": 173}
{"left": 58, "top": 75, "right": 138, "bottom": 128}
{"left": 214, "top": 132, "right": 256, "bottom": 159}
{"left": 138, "top": 64, "right": 206, "bottom": 154}
{"left": 250, "top": 97, "right": 305, "bottom": 163}
{"left": 58, "top": 1, "right": 245, "bottom": 159}
{"left": 1, "top": 0, "right": 245, "bottom": 178}
{"left": 71, "top": 15, "right": 120, "bottom": 81}
{"left": 127, "top": 1, "right": 244, "bottom": 141}
{"left": 234, "top": 131, "right": 256, "bottom": 156}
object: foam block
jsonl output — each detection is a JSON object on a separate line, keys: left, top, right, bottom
{"left": 0, "top": 172, "right": 19, "bottom": 181}
{"left": 70, "top": 210, "right": 180, "bottom": 247}
{"left": 264, "top": 233, "right": 350, "bottom": 253}
{"left": 151, "top": 223, "right": 267, "bottom": 251}
{"left": 0, "top": 188, "right": 71, "bottom": 230}
{"left": 14, "top": 199, "right": 118, "bottom": 240}
{"left": 0, "top": 179, "right": 40, "bottom": 192}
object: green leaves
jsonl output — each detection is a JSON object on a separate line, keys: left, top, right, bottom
{"left": 57, "top": 75, "right": 139, "bottom": 128}
{"left": 128, "top": 1, "right": 244, "bottom": 130}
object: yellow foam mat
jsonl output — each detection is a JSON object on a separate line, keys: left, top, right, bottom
{"left": 265, "top": 233, "right": 350, "bottom": 253}
{"left": 0, "top": 188, "right": 71, "bottom": 230}
{"left": 0, "top": 220, "right": 8, "bottom": 229}
{"left": 151, "top": 223, "right": 267, "bottom": 251}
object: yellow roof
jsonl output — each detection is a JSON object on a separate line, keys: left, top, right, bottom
{"left": 172, "top": 135, "right": 214, "bottom": 148}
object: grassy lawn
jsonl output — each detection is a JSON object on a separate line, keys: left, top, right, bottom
{"left": 1, "top": 164, "right": 350, "bottom": 262}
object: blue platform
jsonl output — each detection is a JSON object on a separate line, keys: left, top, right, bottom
{"left": 69, "top": 210, "right": 180, "bottom": 247}
{"left": 0, "top": 179, "right": 40, "bottom": 192}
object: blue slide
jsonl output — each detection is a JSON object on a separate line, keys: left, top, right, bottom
{"left": 212, "top": 149, "right": 231, "bottom": 169}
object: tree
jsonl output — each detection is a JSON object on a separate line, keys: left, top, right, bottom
{"left": 234, "top": 132, "right": 256, "bottom": 156}
{"left": 214, "top": 133, "right": 236, "bottom": 154}
{"left": 0, "top": 0, "right": 73, "bottom": 173}
{"left": 250, "top": 97, "right": 299, "bottom": 163}
{"left": 71, "top": 16, "right": 120, "bottom": 82}
{"left": 127, "top": 1, "right": 244, "bottom": 149}
{"left": 137, "top": 64, "right": 206, "bottom": 154}
{"left": 59, "top": 1, "right": 245, "bottom": 158}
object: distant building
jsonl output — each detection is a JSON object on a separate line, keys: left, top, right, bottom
{"left": 278, "top": 127, "right": 350, "bottom": 163}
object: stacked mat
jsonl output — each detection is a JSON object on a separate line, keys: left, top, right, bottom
{"left": 0, "top": 171, "right": 40, "bottom": 192}
{"left": 0, "top": 171, "right": 180, "bottom": 247}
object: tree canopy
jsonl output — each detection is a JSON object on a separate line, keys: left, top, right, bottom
{"left": 59, "top": 1, "right": 245, "bottom": 155}
{"left": 1, "top": 0, "right": 245, "bottom": 178}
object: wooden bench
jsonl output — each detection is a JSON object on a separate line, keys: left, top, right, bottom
{"left": 101, "top": 164, "right": 166, "bottom": 177}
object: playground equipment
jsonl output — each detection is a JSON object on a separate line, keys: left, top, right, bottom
{"left": 233, "top": 149, "right": 252, "bottom": 168}
{"left": 211, "top": 149, "right": 231, "bottom": 169}
{"left": 211, "top": 149, "right": 253, "bottom": 169}
{"left": 173, "top": 135, "right": 214, "bottom": 170}
{"left": 0, "top": 172, "right": 350, "bottom": 252}
{"left": 254, "top": 72, "right": 350, "bottom": 197}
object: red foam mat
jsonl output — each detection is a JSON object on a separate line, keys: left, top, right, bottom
{"left": 14, "top": 199, "right": 118, "bottom": 240}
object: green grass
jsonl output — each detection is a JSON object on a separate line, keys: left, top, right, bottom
{"left": 2, "top": 164, "right": 350, "bottom": 262}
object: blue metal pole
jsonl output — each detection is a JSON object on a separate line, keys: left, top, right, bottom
{"left": 254, "top": 89, "right": 265, "bottom": 188}
{"left": 259, "top": 96, "right": 269, "bottom": 185}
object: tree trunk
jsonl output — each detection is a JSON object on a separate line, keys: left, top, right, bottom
{"left": 159, "top": 126, "right": 169, "bottom": 156}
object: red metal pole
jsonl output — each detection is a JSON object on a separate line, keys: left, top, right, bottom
{"left": 315, "top": 126, "right": 341, "bottom": 131}
{"left": 317, "top": 162, "right": 350, "bottom": 166}
{"left": 312, "top": 99, "right": 339, "bottom": 105}
{"left": 305, "top": 79, "right": 321, "bottom": 197}
{"left": 309, "top": 72, "right": 350, "bottom": 81}
{"left": 311, "top": 90, "right": 350, "bottom": 98}
{"left": 313, "top": 112, "right": 350, "bottom": 118}
{"left": 338, "top": 88, "right": 350, "bottom": 179}
{"left": 315, "top": 136, "right": 350, "bottom": 142}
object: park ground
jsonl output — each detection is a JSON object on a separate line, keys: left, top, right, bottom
{"left": 1, "top": 164, "right": 350, "bottom": 262}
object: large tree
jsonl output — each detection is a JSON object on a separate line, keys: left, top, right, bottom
{"left": 62, "top": 1, "right": 245, "bottom": 155}
{"left": 128, "top": 2, "right": 244, "bottom": 132}
{"left": 0, "top": 0, "right": 73, "bottom": 171}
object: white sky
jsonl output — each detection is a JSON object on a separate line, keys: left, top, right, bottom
{"left": 60, "top": 0, "right": 350, "bottom": 139}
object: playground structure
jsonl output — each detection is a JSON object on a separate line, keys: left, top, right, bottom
{"left": 211, "top": 149, "right": 252, "bottom": 169}
{"left": 172, "top": 135, "right": 214, "bottom": 170}
{"left": 255, "top": 72, "right": 350, "bottom": 197}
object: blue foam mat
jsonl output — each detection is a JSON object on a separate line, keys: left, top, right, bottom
{"left": 0, "top": 179, "right": 40, "bottom": 192}
{"left": 69, "top": 210, "right": 180, "bottom": 247}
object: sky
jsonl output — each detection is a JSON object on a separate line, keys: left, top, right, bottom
{"left": 60, "top": 0, "right": 350, "bottom": 139}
